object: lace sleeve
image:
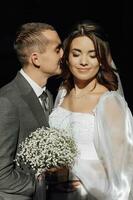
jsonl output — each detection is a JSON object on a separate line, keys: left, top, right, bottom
{"left": 94, "top": 92, "right": 133, "bottom": 199}
{"left": 54, "top": 87, "right": 67, "bottom": 108}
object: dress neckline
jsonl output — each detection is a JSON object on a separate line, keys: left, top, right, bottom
{"left": 58, "top": 106, "right": 96, "bottom": 116}
{"left": 57, "top": 90, "right": 116, "bottom": 116}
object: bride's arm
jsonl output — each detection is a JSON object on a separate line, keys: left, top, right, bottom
{"left": 94, "top": 92, "right": 133, "bottom": 199}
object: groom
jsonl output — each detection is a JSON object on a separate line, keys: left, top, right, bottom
{"left": 0, "top": 22, "right": 63, "bottom": 200}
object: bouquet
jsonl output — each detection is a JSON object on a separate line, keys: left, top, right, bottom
{"left": 15, "top": 126, "right": 78, "bottom": 177}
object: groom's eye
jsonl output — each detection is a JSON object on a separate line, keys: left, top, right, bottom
{"left": 55, "top": 44, "right": 62, "bottom": 53}
{"left": 56, "top": 48, "right": 60, "bottom": 53}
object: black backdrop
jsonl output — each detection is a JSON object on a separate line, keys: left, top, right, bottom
{"left": 0, "top": 0, "right": 131, "bottom": 111}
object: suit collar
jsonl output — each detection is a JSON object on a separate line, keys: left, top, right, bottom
{"left": 14, "top": 72, "right": 49, "bottom": 127}
{"left": 20, "top": 69, "right": 46, "bottom": 98}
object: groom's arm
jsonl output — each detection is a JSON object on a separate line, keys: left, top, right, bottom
{"left": 0, "top": 96, "right": 35, "bottom": 196}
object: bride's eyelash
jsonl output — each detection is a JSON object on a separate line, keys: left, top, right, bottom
{"left": 73, "top": 54, "right": 80, "bottom": 57}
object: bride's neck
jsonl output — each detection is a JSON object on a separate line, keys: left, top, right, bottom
{"left": 73, "top": 79, "right": 97, "bottom": 94}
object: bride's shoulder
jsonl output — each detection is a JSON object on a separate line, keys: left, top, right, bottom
{"left": 96, "top": 89, "right": 126, "bottom": 111}
{"left": 96, "top": 84, "right": 124, "bottom": 102}
{"left": 100, "top": 90, "right": 124, "bottom": 101}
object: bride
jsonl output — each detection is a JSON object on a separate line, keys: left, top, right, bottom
{"left": 49, "top": 20, "right": 133, "bottom": 200}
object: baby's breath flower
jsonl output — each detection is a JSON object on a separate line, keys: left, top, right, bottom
{"left": 15, "top": 127, "right": 78, "bottom": 176}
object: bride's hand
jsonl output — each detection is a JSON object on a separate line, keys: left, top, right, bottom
{"left": 47, "top": 167, "right": 67, "bottom": 173}
{"left": 47, "top": 167, "right": 58, "bottom": 173}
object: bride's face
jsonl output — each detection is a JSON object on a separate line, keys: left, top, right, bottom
{"left": 68, "top": 36, "right": 100, "bottom": 82}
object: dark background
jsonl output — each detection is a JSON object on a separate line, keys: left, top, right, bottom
{"left": 0, "top": 0, "right": 131, "bottom": 111}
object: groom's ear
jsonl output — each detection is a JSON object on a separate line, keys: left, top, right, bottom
{"left": 30, "top": 52, "right": 40, "bottom": 68}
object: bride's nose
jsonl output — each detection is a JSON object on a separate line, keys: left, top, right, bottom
{"left": 80, "top": 55, "right": 88, "bottom": 66}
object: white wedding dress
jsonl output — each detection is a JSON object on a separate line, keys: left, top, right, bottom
{"left": 49, "top": 89, "right": 133, "bottom": 200}
{"left": 49, "top": 89, "right": 99, "bottom": 200}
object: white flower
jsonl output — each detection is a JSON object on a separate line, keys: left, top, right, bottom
{"left": 15, "top": 127, "right": 78, "bottom": 176}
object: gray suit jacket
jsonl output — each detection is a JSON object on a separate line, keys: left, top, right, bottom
{"left": 0, "top": 72, "right": 53, "bottom": 200}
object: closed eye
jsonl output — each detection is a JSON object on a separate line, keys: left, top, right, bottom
{"left": 72, "top": 53, "right": 80, "bottom": 57}
{"left": 55, "top": 44, "right": 63, "bottom": 53}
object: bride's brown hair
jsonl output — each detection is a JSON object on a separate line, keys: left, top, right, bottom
{"left": 61, "top": 20, "right": 118, "bottom": 93}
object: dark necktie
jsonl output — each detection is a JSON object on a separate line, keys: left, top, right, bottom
{"left": 39, "top": 91, "right": 49, "bottom": 113}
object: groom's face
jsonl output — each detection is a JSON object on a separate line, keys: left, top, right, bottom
{"left": 39, "top": 30, "right": 63, "bottom": 77}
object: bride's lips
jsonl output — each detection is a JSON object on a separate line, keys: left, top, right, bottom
{"left": 77, "top": 67, "right": 91, "bottom": 72}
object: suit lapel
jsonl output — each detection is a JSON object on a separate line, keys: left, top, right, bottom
{"left": 22, "top": 91, "right": 49, "bottom": 127}
{"left": 14, "top": 72, "right": 49, "bottom": 127}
